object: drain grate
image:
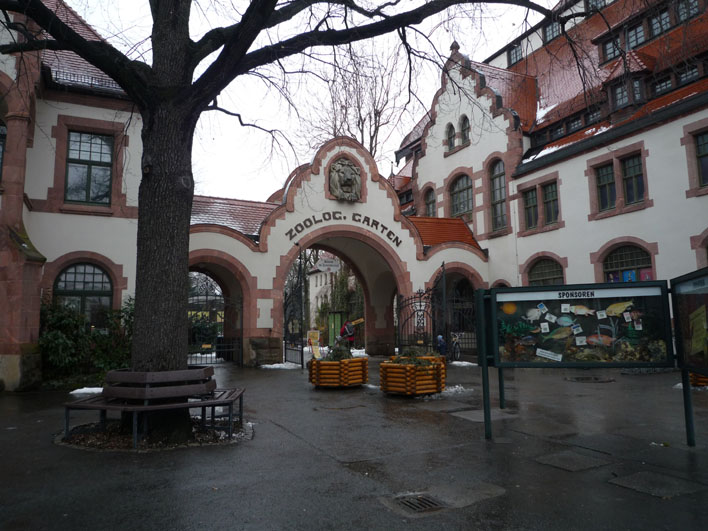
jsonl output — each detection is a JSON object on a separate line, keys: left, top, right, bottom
{"left": 394, "top": 494, "right": 446, "bottom": 514}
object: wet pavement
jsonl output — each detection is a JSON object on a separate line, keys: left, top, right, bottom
{"left": 1, "top": 357, "right": 707, "bottom": 530}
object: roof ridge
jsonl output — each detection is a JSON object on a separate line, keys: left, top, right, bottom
{"left": 193, "top": 195, "right": 278, "bottom": 206}
{"left": 47, "top": 0, "right": 107, "bottom": 43}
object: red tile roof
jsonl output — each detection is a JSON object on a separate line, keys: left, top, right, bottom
{"left": 40, "top": 0, "right": 124, "bottom": 93}
{"left": 191, "top": 196, "right": 278, "bottom": 237}
{"left": 407, "top": 217, "right": 482, "bottom": 250}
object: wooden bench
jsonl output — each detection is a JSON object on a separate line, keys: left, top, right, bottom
{"left": 64, "top": 366, "right": 244, "bottom": 448}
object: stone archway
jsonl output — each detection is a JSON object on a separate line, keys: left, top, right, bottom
{"left": 273, "top": 226, "right": 414, "bottom": 357}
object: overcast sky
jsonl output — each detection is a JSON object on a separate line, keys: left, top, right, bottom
{"left": 65, "top": 1, "right": 552, "bottom": 202}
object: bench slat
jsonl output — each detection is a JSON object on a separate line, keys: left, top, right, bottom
{"left": 105, "top": 366, "right": 214, "bottom": 384}
{"left": 102, "top": 379, "right": 216, "bottom": 400}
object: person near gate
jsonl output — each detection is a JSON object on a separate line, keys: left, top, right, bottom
{"left": 340, "top": 320, "right": 355, "bottom": 351}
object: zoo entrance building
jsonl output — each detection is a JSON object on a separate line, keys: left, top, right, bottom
{"left": 1, "top": 0, "right": 708, "bottom": 390}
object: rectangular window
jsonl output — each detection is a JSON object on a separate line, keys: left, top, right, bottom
{"left": 544, "top": 21, "right": 561, "bottom": 43}
{"left": 567, "top": 116, "right": 583, "bottom": 132}
{"left": 677, "top": 0, "right": 699, "bottom": 22}
{"left": 523, "top": 189, "right": 538, "bottom": 229}
{"left": 678, "top": 65, "right": 699, "bottom": 85}
{"left": 588, "top": 0, "right": 607, "bottom": 10}
{"left": 622, "top": 155, "right": 644, "bottom": 204}
{"left": 603, "top": 38, "right": 620, "bottom": 61}
{"left": 627, "top": 24, "right": 645, "bottom": 49}
{"left": 613, "top": 84, "right": 628, "bottom": 108}
{"left": 697, "top": 132, "right": 708, "bottom": 187}
{"left": 508, "top": 44, "right": 523, "bottom": 66}
{"left": 653, "top": 77, "right": 672, "bottom": 95}
{"left": 596, "top": 164, "right": 616, "bottom": 211}
{"left": 587, "top": 108, "right": 602, "bottom": 123}
{"left": 543, "top": 182, "right": 559, "bottom": 224}
{"left": 650, "top": 10, "right": 670, "bottom": 37}
{"left": 633, "top": 79, "right": 644, "bottom": 102}
{"left": 65, "top": 131, "right": 113, "bottom": 204}
{"left": 550, "top": 124, "right": 565, "bottom": 140}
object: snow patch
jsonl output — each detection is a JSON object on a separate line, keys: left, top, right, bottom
{"left": 260, "top": 362, "right": 302, "bottom": 370}
{"left": 70, "top": 387, "right": 103, "bottom": 395}
{"left": 673, "top": 382, "right": 708, "bottom": 390}
{"left": 536, "top": 102, "right": 558, "bottom": 123}
{"left": 450, "top": 361, "right": 477, "bottom": 368}
{"left": 351, "top": 349, "right": 369, "bottom": 358}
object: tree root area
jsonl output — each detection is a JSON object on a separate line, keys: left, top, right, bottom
{"left": 59, "top": 418, "right": 251, "bottom": 451}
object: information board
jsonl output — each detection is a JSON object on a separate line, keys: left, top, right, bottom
{"left": 492, "top": 282, "right": 673, "bottom": 368}
{"left": 671, "top": 268, "right": 708, "bottom": 373}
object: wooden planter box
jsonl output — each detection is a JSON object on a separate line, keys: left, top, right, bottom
{"left": 380, "top": 356, "right": 446, "bottom": 396}
{"left": 308, "top": 357, "right": 369, "bottom": 387}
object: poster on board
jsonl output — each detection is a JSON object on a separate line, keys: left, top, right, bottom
{"left": 671, "top": 268, "right": 708, "bottom": 371}
{"left": 492, "top": 282, "right": 672, "bottom": 368}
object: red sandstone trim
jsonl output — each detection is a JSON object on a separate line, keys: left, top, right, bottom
{"left": 514, "top": 171, "right": 566, "bottom": 237}
{"left": 190, "top": 224, "right": 261, "bottom": 252}
{"left": 442, "top": 166, "right": 475, "bottom": 219}
{"left": 33, "top": 114, "right": 137, "bottom": 218}
{"left": 424, "top": 261, "right": 488, "bottom": 291}
{"left": 518, "top": 251, "right": 569, "bottom": 286}
{"left": 41, "top": 251, "right": 128, "bottom": 310}
{"left": 585, "top": 140, "right": 654, "bottom": 222}
{"left": 188, "top": 250, "right": 260, "bottom": 338}
{"left": 681, "top": 117, "right": 708, "bottom": 198}
{"left": 690, "top": 227, "right": 708, "bottom": 269}
{"left": 589, "top": 236, "right": 659, "bottom": 283}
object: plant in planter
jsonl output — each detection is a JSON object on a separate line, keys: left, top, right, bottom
{"left": 380, "top": 346, "right": 446, "bottom": 396}
{"left": 307, "top": 344, "right": 368, "bottom": 388}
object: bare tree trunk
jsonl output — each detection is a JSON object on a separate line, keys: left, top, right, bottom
{"left": 131, "top": 105, "right": 196, "bottom": 372}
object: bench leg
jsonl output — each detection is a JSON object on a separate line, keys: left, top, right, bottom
{"left": 201, "top": 406, "right": 207, "bottom": 429}
{"left": 99, "top": 409, "right": 107, "bottom": 431}
{"left": 133, "top": 411, "right": 138, "bottom": 449}
{"left": 228, "top": 403, "right": 233, "bottom": 438}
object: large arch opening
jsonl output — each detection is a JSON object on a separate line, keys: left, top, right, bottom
{"left": 277, "top": 227, "right": 411, "bottom": 358}
{"left": 187, "top": 262, "right": 245, "bottom": 366}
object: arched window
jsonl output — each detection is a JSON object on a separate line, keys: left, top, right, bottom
{"left": 528, "top": 259, "right": 564, "bottom": 286}
{"left": 490, "top": 160, "right": 507, "bottom": 230}
{"left": 451, "top": 175, "right": 473, "bottom": 216}
{"left": 54, "top": 263, "right": 113, "bottom": 330}
{"left": 459, "top": 115, "right": 470, "bottom": 143}
{"left": 446, "top": 124, "right": 456, "bottom": 151}
{"left": 0, "top": 120, "right": 6, "bottom": 183}
{"left": 424, "top": 188, "right": 436, "bottom": 217}
{"left": 603, "top": 245, "right": 652, "bottom": 282}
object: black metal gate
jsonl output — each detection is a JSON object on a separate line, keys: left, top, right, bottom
{"left": 187, "top": 272, "right": 243, "bottom": 366}
{"left": 397, "top": 263, "right": 476, "bottom": 357}
{"left": 397, "top": 287, "right": 435, "bottom": 353}
{"left": 284, "top": 251, "right": 305, "bottom": 367}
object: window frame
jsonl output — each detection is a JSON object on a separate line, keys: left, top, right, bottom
{"left": 516, "top": 172, "right": 565, "bottom": 237}
{"left": 586, "top": 142, "right": 653, "bottom": 221}
{"left": 602, "top": 245, "right": 653, "bottom": 282}
{"left": 450, "top": 174, "right": 473, "bottom": 217}
{"left": 543, "top": 20, "right": 561, "bottom": 43}
{"left": 523, "top": 188, "right": 538, "bottom": 230}
{"left": 446, "top": 123, "right": 456, "bottom": 151}
{"left": 621, "top": 154, "right": 645, "bottom": 205}
{"left": 596, "top": 163, "right": 616, "bottom": 211}
{"left": 53, "top": 263, "right": 113, "bottom": 331}
{"left": 697, "top": 131, "right": 708, "bottom": 187}
{"left": 508, "top": 44, "right": 523, "bottom": 66}
{"left": 649, "top": 9, "right": 670, "bottom": 38}
{"left": 490, "top": 160, "right": 507, "bottom": 231}
{"left": 528, "top": 258, "right": 565, "bottom": 286}
{"left": 627, "top": 23, "right": 646, "bottom": 49}
{"left": 424, "top": 188, "right": 437, "bottom": 217}
{"left": 681, "top": 118, "right": 708, "bottom": 198}
{"left": 459, "top": 115, "right": 470, "bottom": 144}
{"left": 64, "top": 131, "right": 114, "bottom": 205}
{"left": 602, "top": 37, "right": 621, "bottom": 61}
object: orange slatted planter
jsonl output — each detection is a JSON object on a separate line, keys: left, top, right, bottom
{"left": 380, "top": 356, "right": 446, "bottom": 396}
{"left": 308, "top": 358, "right": 369, "bottom": 387}
{"left": 690, "top": 372, "right": 708, "bottom": 387}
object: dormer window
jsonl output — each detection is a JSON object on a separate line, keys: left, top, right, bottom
{"left": 677, "top": 0, "right": 699, "bottom": 22}
{"left": 678, "top": 65, "right": 699, "bottom": 84}
{"left": 543, "top": 21, "right": 561, "bottom": 43}
{"left": 650, "top": 9, "right": 670, "bottom": 37}
{"left": 627, "top": 24, "right": 645, "bottom": 49}
{"left": 587, "top": 0, "right": 609, "bottom": 11}
{"left": 603, "top": 38, "right": 620, "bottom": 61}
{"left": 612, "top": 83, "right": 629, "bottom": 108}
{"left": 653, "top": 76, "right": 672, "bottom": 95}
{"left": 508, "top": 44, "right": 523, "bottom": 66}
